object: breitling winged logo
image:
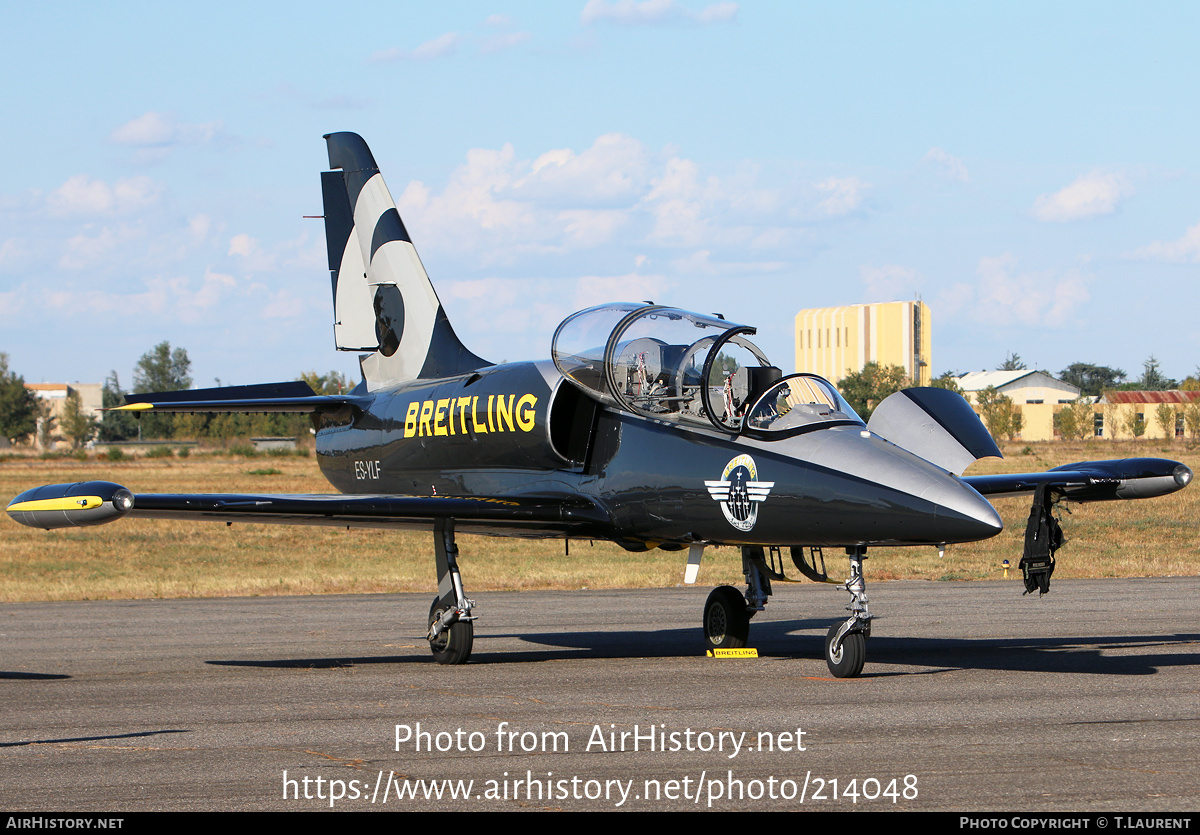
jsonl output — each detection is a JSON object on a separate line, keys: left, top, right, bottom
{"left": 705, "top": 454, "right": 774, "bottom": 532}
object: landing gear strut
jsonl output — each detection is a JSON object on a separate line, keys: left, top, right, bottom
{"left": 1020, "top": 484, "right": 1064, "bottom": 596}
{"left": 825, "top": 546, "right": 871, "bottom": 678}
{"left": 427, "top": 519, "right": 475, "bottom": 664}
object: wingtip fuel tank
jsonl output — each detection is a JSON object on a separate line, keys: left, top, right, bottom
{"left": 7, "top": 481, "right": 134, "bottom": 530}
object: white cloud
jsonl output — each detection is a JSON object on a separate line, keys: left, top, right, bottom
{"left": 441, "top": 277, "right": 569, "bottom": 354}
{"left": 260, "top": 288, "right": 306, "bottom": 319}
{"left": 581, "top": 0, "right": 738, "bottom": 25}
{"left": 369, "top": 32, "right": 460, "bottom": 62}
{"left": 1129, "top": 220, "right": 1200, "bottom": 263}
{"left": 187, "top": 214, "right": 212, "bottom": 244}
{"left": 942, "top": 254, "right": 1091, "bottom": 327}
{"left": 514, "top": 133, "right": 650, "bottom": 206}
{"left": 696, "top": 2, "right": 738, "bottom": 23}
{"left": 111, "top": 112, "right": 178, "bottom": 146}
{"left": 923, "top": 147, "right": 969, "bottom": 183}
{"left": 642, "top": 157, "right": 712, "bottom": 246}
{"left": 0, "top": 282, "right": 26, "bottom": 320}
{"left": 559, "top": 209, "right": 631, "bottom": 247}
{"left": 670, "top": 249, "right": 785, "bottom": 275}
{"left": 227, "top": 230, "right": 322, "bottom": 273}
{"left": 47, "top": 175, "right": 161, "bottom": 216}
{"left": 110, "top": 111, "right": 226, "bottom": 148}
{"left": 0, "top": 238, "right": 24, "bottom": 269}
{"left": 480, "top": 31, "right": 532, "bottom": 54}
{"left": 181, "top": 270, "right": 237, "bottom": 320}
{"left": 860, "top": 264, "right": 920, "bottom": 301}
{"left": 228, "top": 233, "right": 257, "bottom": 258}
{"left": 815, "top": 176, "right": 867, "bottom": 216}
{"left": 377, "top": 134, "right": 846, "bottom": 277}
{"left": 59, "top": 224, "right": 147, "bottom": 270}
{"left": 1032, "top": 170, "right": 1132, "bottom": 222}
{"left": 396, "top": 137, "right": 656, "bottom": 258}
{"left": 573, "top": 271, "right": 674, "bottom": 308}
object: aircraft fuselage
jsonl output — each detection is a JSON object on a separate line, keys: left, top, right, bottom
{"left": 316, "top": 360, "right": 1003, "bottom": 551}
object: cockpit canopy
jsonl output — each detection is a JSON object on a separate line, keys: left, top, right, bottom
{"left": 551, "top": 304, "right": 863, "bottom": 436}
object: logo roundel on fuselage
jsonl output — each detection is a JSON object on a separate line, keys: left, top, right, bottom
{"left": 705, "top": 454, "right": 774, "bottom": 532}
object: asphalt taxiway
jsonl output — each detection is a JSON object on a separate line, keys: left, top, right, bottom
{"left": 2, "top": 578, "right": 1199, "bottom": 811}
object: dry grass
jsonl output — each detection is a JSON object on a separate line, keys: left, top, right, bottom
{"left": 1, "top": 440, "right": 1196, "bottom": 602}
{"left": 0, "top": 452, "right": 743, "bottom": 601}
{"left": 870, "top": 440, "right": 1200, "bottom": 581}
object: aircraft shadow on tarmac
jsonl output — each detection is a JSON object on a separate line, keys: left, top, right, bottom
{"left": 205, "top": 619, "right": 1200, "bottom": 676}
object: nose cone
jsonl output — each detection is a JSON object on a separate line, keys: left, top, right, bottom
{"left": 925, "top": 476, "right": 1004, "bottom": 543}
{"left": 775, "top": 427, "right": 1004, "bottom": 546}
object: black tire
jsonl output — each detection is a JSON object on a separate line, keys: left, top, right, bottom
{"left": 824, "top": 623, "right": 865, "bottom": 678}
{"left": 703, "top": 586, "right": 750, "bottom": 650}
{"left": 428, "top": 597, "right": 473, "bottom": 665}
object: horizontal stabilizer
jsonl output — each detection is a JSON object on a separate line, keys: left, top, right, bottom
{"left": 118, "top": 381, "right": 371, "bottom": 415}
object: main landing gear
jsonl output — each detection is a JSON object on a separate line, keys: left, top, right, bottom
{"left": 427, "top": 520, "right": 475, "bottom": 664}
{"left": 1020, "top": 484, "right": 1065, "bottom": 596}
{"left": 701, "top": 545, "right": 776, "bottom": 650}
{"left": 701, "top": 545, "right": 873, "bottom": 678}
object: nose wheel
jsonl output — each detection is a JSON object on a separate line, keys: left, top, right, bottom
{"left": 825, "top": 546, "right": 871, "bottom": 678}
{"left": 824, "top": 623, "right": 866, "bottom": 678}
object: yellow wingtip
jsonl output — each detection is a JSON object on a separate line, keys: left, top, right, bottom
{"left": 8, "top": 496, "right": 103, "bottom": 512}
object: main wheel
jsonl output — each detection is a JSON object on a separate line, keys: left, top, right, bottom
{"left": 703, "top": 586, "right": 751, "bottom": 650}
{"left": 824, "top": 623, "right": 865, "bottom": 678}
{"left": 428, "top": 597, "right": 473, "bottom": 665}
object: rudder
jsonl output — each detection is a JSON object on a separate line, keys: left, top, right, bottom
{"left": 321, "top": 132, "right": 488, "bottom": 389}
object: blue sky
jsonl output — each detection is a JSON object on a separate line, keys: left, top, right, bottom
{"left": 3, "top": 1, "right": 1199, "bottom": 389}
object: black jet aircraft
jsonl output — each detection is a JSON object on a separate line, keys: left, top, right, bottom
{"left": 8, "top": 133, "right": 1193, "bottom": 677}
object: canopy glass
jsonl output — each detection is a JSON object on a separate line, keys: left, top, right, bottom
{"left": 552, "top": 304, "right": 863, "bottom": 435}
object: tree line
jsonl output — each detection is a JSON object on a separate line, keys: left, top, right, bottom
{"left": 836, "top": 354, "right": 1200, "bottom": 444}
{"left": 7, "top": 343, "right": 1200, "bottom": 448}
{"left": 0, "top": 342, "right": 351, "bottom": 449}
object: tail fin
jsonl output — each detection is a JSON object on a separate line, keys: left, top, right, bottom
{"left": 321, "top": 132, "right": 488, "bottom": 389}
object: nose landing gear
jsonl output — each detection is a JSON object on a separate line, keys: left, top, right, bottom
{"left": 824, "top": 546, "right": 871, "bottom": 678}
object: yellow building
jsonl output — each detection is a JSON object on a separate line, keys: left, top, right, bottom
{"left": 955, "top": 370, "right": 1081, "bottom": 442}
{"left": 1096, "top": 391, "right": 1200, "bottom": 441}
{"left": 23, "top": 383, "right": 103, "bottom": 450}
{"left": 794, "top": 300, "right": 931, "bottom": 386}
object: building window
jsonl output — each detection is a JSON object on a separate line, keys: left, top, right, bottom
{"left": 1026, "top": 399, "right": 1043, "bottom": 404}
{"left": 1094, "top": 412, "right": 1103, "bottom": 437}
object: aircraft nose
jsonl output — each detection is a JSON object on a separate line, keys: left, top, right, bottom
{"left": 930, "top": 478, "right": 1003, "bottom": 543}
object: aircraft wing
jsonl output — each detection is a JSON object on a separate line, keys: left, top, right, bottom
{"left": 6, "top": 481, "right": 612, "bottom": 538}
{"left": 963, "top": 457, "right": 1193, "bottom": 502}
